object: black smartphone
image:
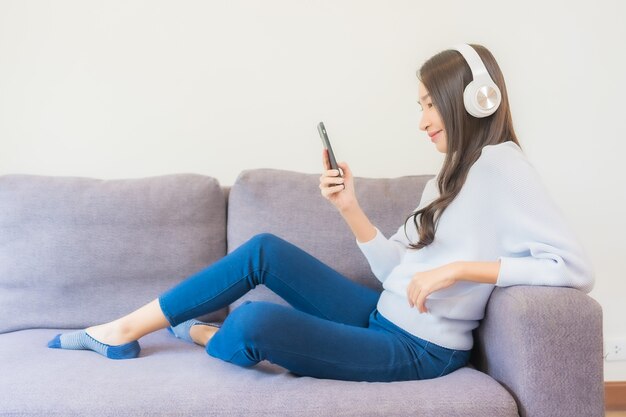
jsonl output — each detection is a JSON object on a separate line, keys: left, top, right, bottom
{"left": 317, "top": 121, "right": 342, "bottom": 177}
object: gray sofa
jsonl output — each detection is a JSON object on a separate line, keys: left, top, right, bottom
{"left": 0, "top": 169, "right": 604, "bottom": 417}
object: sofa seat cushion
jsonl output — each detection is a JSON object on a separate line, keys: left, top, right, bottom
{"left": 0, "top": 174, "right": 228, "bottom": 333}
{"left": 0, "top": 329, "right": 518, "bottom": 417}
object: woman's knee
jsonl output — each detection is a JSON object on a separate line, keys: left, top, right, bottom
{"left": 214, "top": 302, "right": 279, "bottom": 343}
{"left": 227, "top": 301, "right": 281, "bottom": 341}
{"left": 239, "top": 233, "right": 292, "bottom": 266}
{"left": 246, "top": 233, "right": 286, "bottom": 252}
{"left": 207, "top": 302, "right": 283, "bottom": 365}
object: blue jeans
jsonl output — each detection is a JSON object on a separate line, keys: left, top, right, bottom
{"left": 158, "top": 233, "right": 469, "bottom": 382}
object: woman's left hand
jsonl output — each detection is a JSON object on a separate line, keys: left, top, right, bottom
{"left": 407, "top": 263, "right": 460, "bottom": 313}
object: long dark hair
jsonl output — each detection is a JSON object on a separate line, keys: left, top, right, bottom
{"left": 406, "top": 44, "right": 520, "bottom": 249}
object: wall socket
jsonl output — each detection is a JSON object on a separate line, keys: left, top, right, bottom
{"left": 605, "top": 338, "right": 626, "bottom": 362}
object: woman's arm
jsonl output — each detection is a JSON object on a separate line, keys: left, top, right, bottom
{"left": 319, "top": 152, "right": 405, "bottom": 281}
{"left": 478, "top": 144, "right": 594, "bottom": 292}
{"left": 456, "top": 261, "right": 500, "bottom": 284}
{"left": 318, "top": 150, "right": 376, "bottom": 242}
{"left": 337, "top": 203, "right": 377, "bottom": 243}
{"left": 407, "top": 261, "right": 500, "bottom": 313}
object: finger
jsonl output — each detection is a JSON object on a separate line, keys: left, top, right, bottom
{"left": 416, "top": 290, "right": 428, "bottom": 314}
{"left": 321, "top": 176, "right": 344, "bottom": 187}
{"left": 323, "top": 168, "right": 341, "bottom": 178}
{"left": 320, "top": 184, "right": 344, "bottom": 198}
{"left": 322, "top": 149, "right": 331, "bottom": 170}
{"left": 322, "top": 170, "right": 342, "bottom": 179}
{"left": 337, "top": 162, "right": 351, "bottom": 180}
{"left": 320, "top": 171, "right": 343, "bottom": 186}
{"left": 337, "top": 161, "right": 350, "bottom": 175}
{"left": 319, "top": 171, "right": 340, "bottom": 186}
{"left": 327, "top": 184, "right": 345, "bottom": 194}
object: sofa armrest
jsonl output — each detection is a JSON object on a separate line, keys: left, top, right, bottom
{"left": 472, "top": 286, "right": 604, "bottom": 417}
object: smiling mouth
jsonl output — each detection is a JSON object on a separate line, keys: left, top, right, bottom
{"left": 429, "top": 130, "right": 442, "bottom": 141}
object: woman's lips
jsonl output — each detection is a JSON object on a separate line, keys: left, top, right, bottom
{"left": 428, "top": 130, "right": 442, "bottom": 142}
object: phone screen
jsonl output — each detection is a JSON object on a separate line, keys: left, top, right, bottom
{"left": 317, "top": 121, "right": 341, "bottom": 175}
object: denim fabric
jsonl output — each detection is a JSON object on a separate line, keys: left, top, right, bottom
{"left": 159, "top": 233, "right": 469, "bottom": 382}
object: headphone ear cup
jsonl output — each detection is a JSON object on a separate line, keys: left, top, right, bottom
{"left": 463, "top": 78, "right": 501, "bottom": 118}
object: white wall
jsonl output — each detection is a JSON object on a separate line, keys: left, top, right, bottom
{"left": 1, "top": 0, "right": 625, "bottom": 380}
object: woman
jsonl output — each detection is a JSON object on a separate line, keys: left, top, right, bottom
{"left": 48, "top": 44, "right": 594, "bottom": 382}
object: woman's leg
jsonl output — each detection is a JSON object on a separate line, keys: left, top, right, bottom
{"left": 51, "top": 233, "right": 380, "bottom": 356}
{"left": 86, "top": 299, "right": 169, "bottom": 345}
{"left": 158, "top": 233, "right": 380, "bottom": 329}
{"left": 205, "top": 301, "right": 451, "bottom": 382}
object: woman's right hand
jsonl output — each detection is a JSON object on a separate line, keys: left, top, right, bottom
{"left": 319, "top": 150, "right": 377, "bottom": 243}
{"left": 319, "top": 150, "right": 359, "bottom": 213}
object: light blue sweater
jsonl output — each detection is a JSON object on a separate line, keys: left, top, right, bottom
{"left": 357, "top": 141, "right": 594, "bottom": 350}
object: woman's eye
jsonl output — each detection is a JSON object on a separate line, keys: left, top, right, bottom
{"left": 426, "top": 103, "right": 433, "bottom": 109}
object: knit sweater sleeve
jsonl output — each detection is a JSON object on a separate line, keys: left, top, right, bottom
{"left": 478, "top": 144, "right": 595, "bottom": 292}
{"left": 355, "top": 226, "right": 408, "bottom": 283}
{"left": 356, "top": 178, "right": 438, "bottom": 283}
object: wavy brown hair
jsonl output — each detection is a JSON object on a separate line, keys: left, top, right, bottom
{"left": 406, "top": 44, "right": 520, "bottom": 249}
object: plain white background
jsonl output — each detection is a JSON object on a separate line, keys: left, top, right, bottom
{"left": 1, "top": 0, "right": 625, "bottom": 380}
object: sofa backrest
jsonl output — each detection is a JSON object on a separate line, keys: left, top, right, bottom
{"left": 226, "top": 168, "right": 433, "bottom": 310}
{"left": 0, "top": 170, "right": 433, "bottom": 332}
{"left": 0, "top": 173, "right": 228, "bottom": 333}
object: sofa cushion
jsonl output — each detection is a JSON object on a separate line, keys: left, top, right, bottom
{"left": 0, "top": 329, "right": 518, "bottom": 416}
{"left": 226, "top": 168, "right": 433, "bottom": 309}
{"left": 0, "top": 174, "right": 228, "bottom": 333}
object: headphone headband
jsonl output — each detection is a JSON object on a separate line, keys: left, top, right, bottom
{"left": 452, "top": 44, "right": 490, "bottom": 79}
{"left": 451, "top": 44, "right": 501, "bottom": 118}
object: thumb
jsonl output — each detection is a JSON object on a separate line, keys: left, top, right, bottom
{"left": 337, "top": 161, "right": 352, "bottom": 179}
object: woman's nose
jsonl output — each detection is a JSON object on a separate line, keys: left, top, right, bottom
{"left": 419, "top": 112, "right": 429, "bottom": 132}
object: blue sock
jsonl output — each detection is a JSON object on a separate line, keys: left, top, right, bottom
{"left": 47, "top": 330, "right": 141, "bottom": 360}
{"left": 168, "top": 319, "right": 221, "bottom": 344}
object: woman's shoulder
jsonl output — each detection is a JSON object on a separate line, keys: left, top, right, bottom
{"left": 470, "top": 141, "right": 553, "bottom": 208}
{"left": 479, "top": 141, "right": 525, "bottom": 162}
{"left": 473, "top": 140, "right": 533, "bottom": 179}
{"left": 466, "top": 140, "right": 553, "bottom": 204}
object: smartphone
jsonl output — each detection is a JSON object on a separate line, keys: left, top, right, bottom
{"left": 317, "top": 121, "right": 342, "bottom": 178}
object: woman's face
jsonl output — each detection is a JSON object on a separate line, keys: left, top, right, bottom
{"left": 418, "top": 82, "right": 448, "bottom": 154}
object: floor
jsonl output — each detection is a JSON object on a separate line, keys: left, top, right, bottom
{"left": 606, "top": 411, "right": 626, "bottom": 416}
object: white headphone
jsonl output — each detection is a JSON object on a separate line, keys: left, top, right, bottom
{"left": 452, "top": 44, "right": 501, "bottom": 118}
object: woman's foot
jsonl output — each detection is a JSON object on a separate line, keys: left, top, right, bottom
{"left": 189, "top": 323, "right": 220, "bottom": 346}
{"left": 85, "top": 321, "right": 136, "bottom": 346}
{"left": 169, "top": 319, "right": 221, "bottom": 347}
{"left": 47, "top": 299, "right": 169, "bottom": 360}
{"left": 47, "top": 329, "right": 141, "bottom": 360}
